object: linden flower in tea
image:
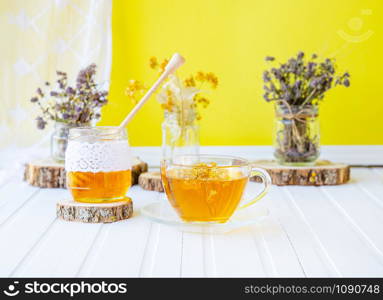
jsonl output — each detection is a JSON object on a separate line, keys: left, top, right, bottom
{"left": 162, "top": 163, "right": 248, "bottom": 223}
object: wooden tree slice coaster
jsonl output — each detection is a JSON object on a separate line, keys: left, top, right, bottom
{"left": 24, "top": 158, "right": 66, "bottom": 188}
{"left": 251, "top": 160, "right": 350, "bottom": 186}
{"left": 24, "top": 157, "right": 148, "bottom": 188}
{"left": 57, "top": 197, "right": 133, "bottom": 223}
{"left": 131, "top": 157, "right": 149, "bottom": 185}
{"left": 138, "top": 172, "right": 164, "bottom": 192}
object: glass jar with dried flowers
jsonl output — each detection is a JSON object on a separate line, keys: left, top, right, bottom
{"left": 126, "top": 57, "right": 218, "bottom": 159}
{"left": 263, "top": 52, "right": 350, "bottom": 165}
{"left": 30, "top": 64, "right": 108, "bottom": 162}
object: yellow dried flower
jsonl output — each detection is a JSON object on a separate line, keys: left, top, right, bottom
{"left": 134, "top": 56, "right": 219, "bottom": 122}
{"left": 195, "top": 71, "right": 206, "bottom": 82}
{"left": 159, "top": 58, "right": 169, "bottom": 74}
{"left": 125, "top": 79, "right": 146, "bottom": 103}
{"left": 160, "top": 89, "right": 176, "bottom": 111}
{"left": 149, "top": 57, "right": 158, "bottom": 69}
{"left": 184, "top": 76, "right": 196, "bottom": 87}
{"left": 194, "top": 95, "right": 210, "bottom": 108}
{"left": 205, "top": 72, "right": 218, "bottom": 89}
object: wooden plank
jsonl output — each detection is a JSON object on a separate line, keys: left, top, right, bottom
{"left": 202, "top": 233, "right": 217, "bottom": 277}
{"left": 252, "top": 217, "right": 306, "bottom": 277}
{"left": 12, "top": 221, "right": 102, "bottom": 277}
{"left": 146, "top": 224, "right": 183, "bottom": 277}
{"left": 239, "top": 183, "right": 305, "bottom": 277}
{"left": 0, "top": 188, "right": 68, "bottom": 276}
{"left": 11, "top": 186, "right": 158, "bottom": 277}
{"left": 0, "top": 179, "right": 40, "bottom": 226}
{"left": 210, "top": 228, "right": 266, "bottom": 277}
{"left": 181, "top": 232, "right": 204, "bottom": 277}
{"left": 321, "top": 169, "right": 383, "bottom": 259}
{"left": 77, "top": 186, "right": 159, "bottom": 277}
{"left": 77, "top": 218, "right": 151, "bottom": 277}
{"left": 284, "top": 184, "right": 383, "bottom": 276}
{"left": 265, "top": 185, "right": 339, "bottom": 276}
{"left": 139, "top": 192, "right": 183, "bottom": 277}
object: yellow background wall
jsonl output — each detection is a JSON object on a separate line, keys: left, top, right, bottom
{"left": 101, "top": 0, "right": 383, "bottom": 146}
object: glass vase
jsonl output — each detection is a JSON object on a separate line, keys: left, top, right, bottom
{"left": 162, "top": 112, "right": 199, "bottom": 160}
{"left": 51, "top": 122, "right": 88, "bottom": 162}
{"left": 273, "top": 103, "right": 320, "bottom": 166}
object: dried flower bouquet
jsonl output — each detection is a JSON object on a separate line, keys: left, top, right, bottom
{"left": 263, "top": 52, "right": 350, "bottom": 164}
{"left": 126, "top": 57, "right": 218, "bottom": 126}
{"left": 29, "top": 64, "right": 108, "bottom": 161}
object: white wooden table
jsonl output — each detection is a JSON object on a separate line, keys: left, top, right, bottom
{"left": 1, "top": 146, "right": 383, "bottom": 277}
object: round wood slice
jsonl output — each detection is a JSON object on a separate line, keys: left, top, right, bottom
{"left": 131, "top": 157, "right": 149, "bottom": 185}
{"left": 138, "top": 172, "right": 164, "bottom": 192}
{"left": 251, "top": 160, "right": 350, "bottom": 186}
{"left": 24, "top": 158, "right": 66, "bottom": 188}
{"left": 24, "top": 157, "right": 148, "bottom": 188}
{"left": 57, "top": 198, "right": 133, "bottom": 223}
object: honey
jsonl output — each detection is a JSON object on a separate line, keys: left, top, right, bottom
{"left": 162, "top": 163, "right": 248, "bottom": 223}
{"left": 67, "top": 170, "right": 131, "bottom": 203}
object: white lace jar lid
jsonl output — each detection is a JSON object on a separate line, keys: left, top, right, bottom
{"left": 65, "top": 140, "right": 131, "bottom": 173}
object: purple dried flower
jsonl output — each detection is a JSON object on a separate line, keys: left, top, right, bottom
{"left": 263, "top": 71, "right": 271, "bottom": 82}
{"left": 57, "top": 80, "right": 65, "bottom": 89}
{"left": 307, "top": 62, "right": 316, "bottom": 71}
{"left": 36, "top": 117, "right": 47, "bottom": 130}
{"left": 262, "top": 53, "right": 350, "bottom": 105}
{"left": 263, "top": 93, "right": 271, "bottom": 102}
{"left": 37, "top": 88, "right": 44, "bottom": 97}
{"left": 271, "top": 68, "right": 282, "bottom": 80}
{"left": 283, "top": 91, "right": 292, "bottom": 101}
{"left": 343, "top": 78, "right": 350, "bottom": 87}
{"left": 294, "top": 80, "right": 302, "bottom": 89}
{"left": 30, "top": 63, "right": 107, "bottom": 128}
{"left": 66, "top": 87, "right": 75, "bottom": 95}
{"left": 310, "top": 78, "right": 319, "bottom": 88}
{"left": 79, "top": 110, "right": 90, "bottom": 123}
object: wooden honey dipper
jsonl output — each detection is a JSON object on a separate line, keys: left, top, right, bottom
{"left": 118, "top": 53, "right": 185, "bottom": 130}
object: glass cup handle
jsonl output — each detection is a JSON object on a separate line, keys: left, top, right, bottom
{"left": 239, "top": 168, "right": 272, "bottom": 210}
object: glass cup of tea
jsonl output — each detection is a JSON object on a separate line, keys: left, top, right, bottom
{"left": 161, "top": 155, "right": 271, "bottom": 223}
{"left": 65, "top": 126, "right": 132, "bottom": 203}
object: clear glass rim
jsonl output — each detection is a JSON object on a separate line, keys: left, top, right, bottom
{"left": 69, "top": 125, "right": 121, "bottom": 130}
{"left": 68, "top": 126, "right": 127, "bottom": 139}
{"left": 161, "top": 154, "right": 250, "bottom": 168}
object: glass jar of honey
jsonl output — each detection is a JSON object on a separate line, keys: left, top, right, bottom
{"left": 65, "top": 126, "right": 132, "bottom": 203}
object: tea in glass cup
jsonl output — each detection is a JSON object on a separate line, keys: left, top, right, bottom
{"left": 65, "top": 127, "right": 132, "bottom": 203}
{"left": 161, "top": 155, "right": 271, "bottom": 223}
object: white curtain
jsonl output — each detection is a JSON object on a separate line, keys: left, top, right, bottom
{"left": 0, "top": 0, "right": 112, "bottom": 154}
